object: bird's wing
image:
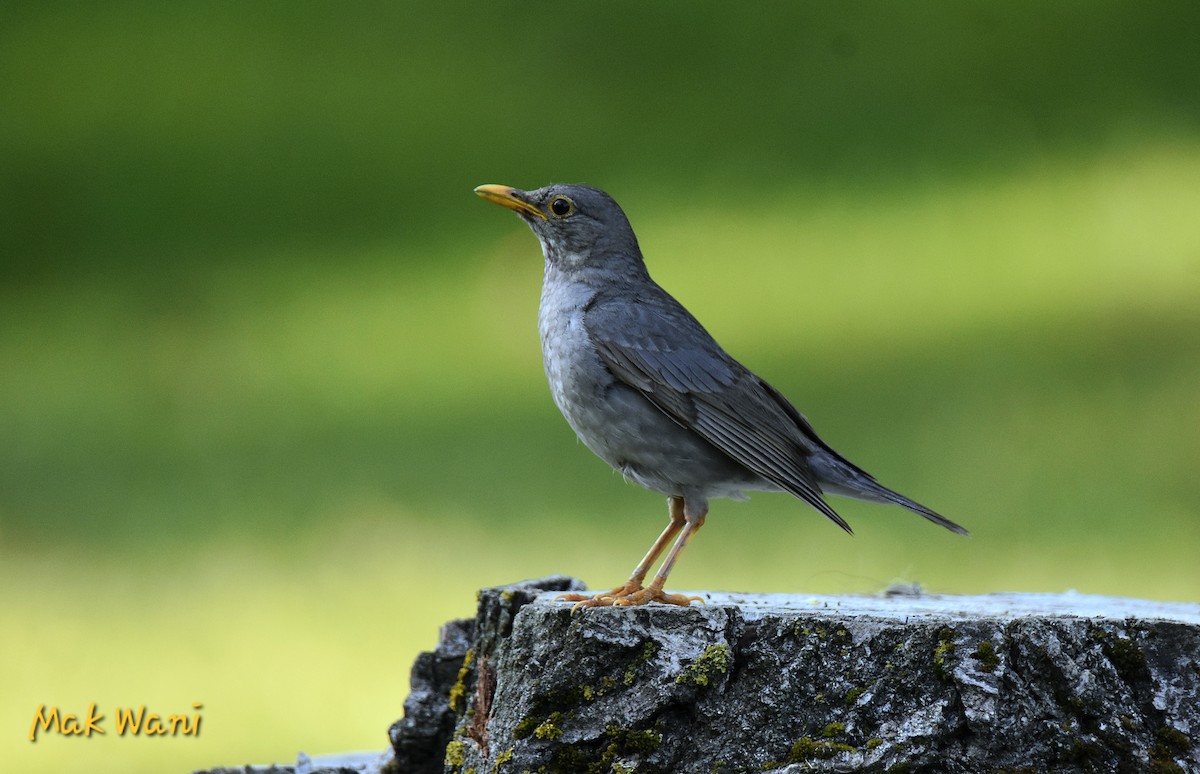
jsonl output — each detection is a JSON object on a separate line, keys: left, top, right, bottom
{"left": 584, "top": 287, "right": 853, "bottom": 533}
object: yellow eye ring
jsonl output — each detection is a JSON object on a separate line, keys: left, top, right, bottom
{"left": 549, "top": 196, "right": 574, "bottom": 218}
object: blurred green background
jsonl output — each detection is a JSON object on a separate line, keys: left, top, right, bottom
{"left": 3, "top": 2, "right": 1199, "bottom": 771}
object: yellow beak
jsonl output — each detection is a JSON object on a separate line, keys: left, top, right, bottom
{"left": 474, "top": 184, "right": 547, "bottom": 220}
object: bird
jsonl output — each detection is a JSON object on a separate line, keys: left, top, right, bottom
{"left": 474, "top": 183, "right": 967, "bottom": 609}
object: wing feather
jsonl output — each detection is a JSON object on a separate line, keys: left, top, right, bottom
{"left": 584, "top": 286, "right": 852, "bottom": 532}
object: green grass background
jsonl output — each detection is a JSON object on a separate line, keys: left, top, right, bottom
{"left": 3, "top": 3, "right": 1199, "bottom": 771}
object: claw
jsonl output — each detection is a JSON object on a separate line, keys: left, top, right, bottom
{"left": 556, "top": 583, "right": 700, "bottom": 611}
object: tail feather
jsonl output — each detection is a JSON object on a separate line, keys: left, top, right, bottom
{"left": 809, "top": 453, "right": 969, "bottom": 536}
{"left": 875, "top": 486, "right": 970, "bottom": 536}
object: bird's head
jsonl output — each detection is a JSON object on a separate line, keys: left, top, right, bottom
{"left": 474, "top": 183, "right": 644, "bottom": 274}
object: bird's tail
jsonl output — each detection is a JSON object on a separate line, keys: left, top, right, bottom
{"left": 811, "top": 453, "right": 969, "bottom": 535}
{"left": 870, "top": 483, "right": 969, "bottom": 535}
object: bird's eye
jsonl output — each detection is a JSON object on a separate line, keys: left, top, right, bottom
{"left": 549, "top": 196, "right": 574, "bottom": 218}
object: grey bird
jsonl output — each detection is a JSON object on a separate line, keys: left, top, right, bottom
{"left": 475, "top": 183, "right": 967, "bottom": 608}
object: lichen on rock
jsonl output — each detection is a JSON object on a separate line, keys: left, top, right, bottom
{"left": 386, "top": 583, "right": 1200, "bottom": 773}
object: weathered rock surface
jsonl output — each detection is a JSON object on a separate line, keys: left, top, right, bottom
{"left": 196, "top": 749, "right": 389, "bottom": 774}
{"left": 386, "top": 579, "right": 1200, "bottom": 774}
{"left": 386, "top": 576, "right": 585, "bottom": 774}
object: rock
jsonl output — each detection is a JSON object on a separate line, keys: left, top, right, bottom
{"left": 387, "top": 616, "right": 477, "bottom": 773}
{"left": 385, "top": 582, "right": 1200, "bottom": 773}
{"left": 194, "top": 749, "right": 389, "bottom": 774}
{"left": 386, "top": 576, "right": 586, "bottom": 774}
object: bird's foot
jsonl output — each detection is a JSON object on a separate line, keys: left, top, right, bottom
{"left": 557, "top": 581, "right": 702, "bottom": 611}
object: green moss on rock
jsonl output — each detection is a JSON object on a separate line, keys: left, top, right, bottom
{"left": 787, "top": 736, "right": 855, "bottom": 762}
{"left": 513, "top": 715, "right": 540, "bottom": 740}
{"left": 971, "top": 640, "right": 1000, "bottom": 672}
{"left": 1110, "top": 634, "right": 1148, "bottom": 677}
{"left": 1151, "top": 725, "right": 1192, "bottom": 773}
{"left": 623, "top": 640, "right": 659, "bottom": 686}
{"left": 542, "top": 724, "right": 661, "bottom": 774}
{"left": 534, "top": 712, "right": 565, "bottom": 741}
{"left": 448, "top": 647, "right": 476, "bottom": 714}
{"left": 550, "top": 744, "right": 588, "bottom": 771}
{"left": 491, "top": 747, "right": 513, "bottom": 773}
{"left": 932, "top": 627, "right": 956, "bottom": 681}
{"left": 676, "top": 644, "right": 730, "bottom": 687}
{"left": 445, "top": 739, "right": 467, "bottom": 770}
{"left": 617, "top": 727, "right": 662, "bottom": 755}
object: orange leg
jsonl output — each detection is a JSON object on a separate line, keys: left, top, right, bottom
{"left": 558, "top": 496, "right": 706, "bottom": 610}
{"left": 644, "top": 508, "right": 705, "bottom": 597}
{"left": 628, "top": 495, "right": 687, "bottom": 586}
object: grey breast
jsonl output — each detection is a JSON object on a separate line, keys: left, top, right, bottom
{"left": 538, "top": 274, "right": 768, "bottom": 500}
